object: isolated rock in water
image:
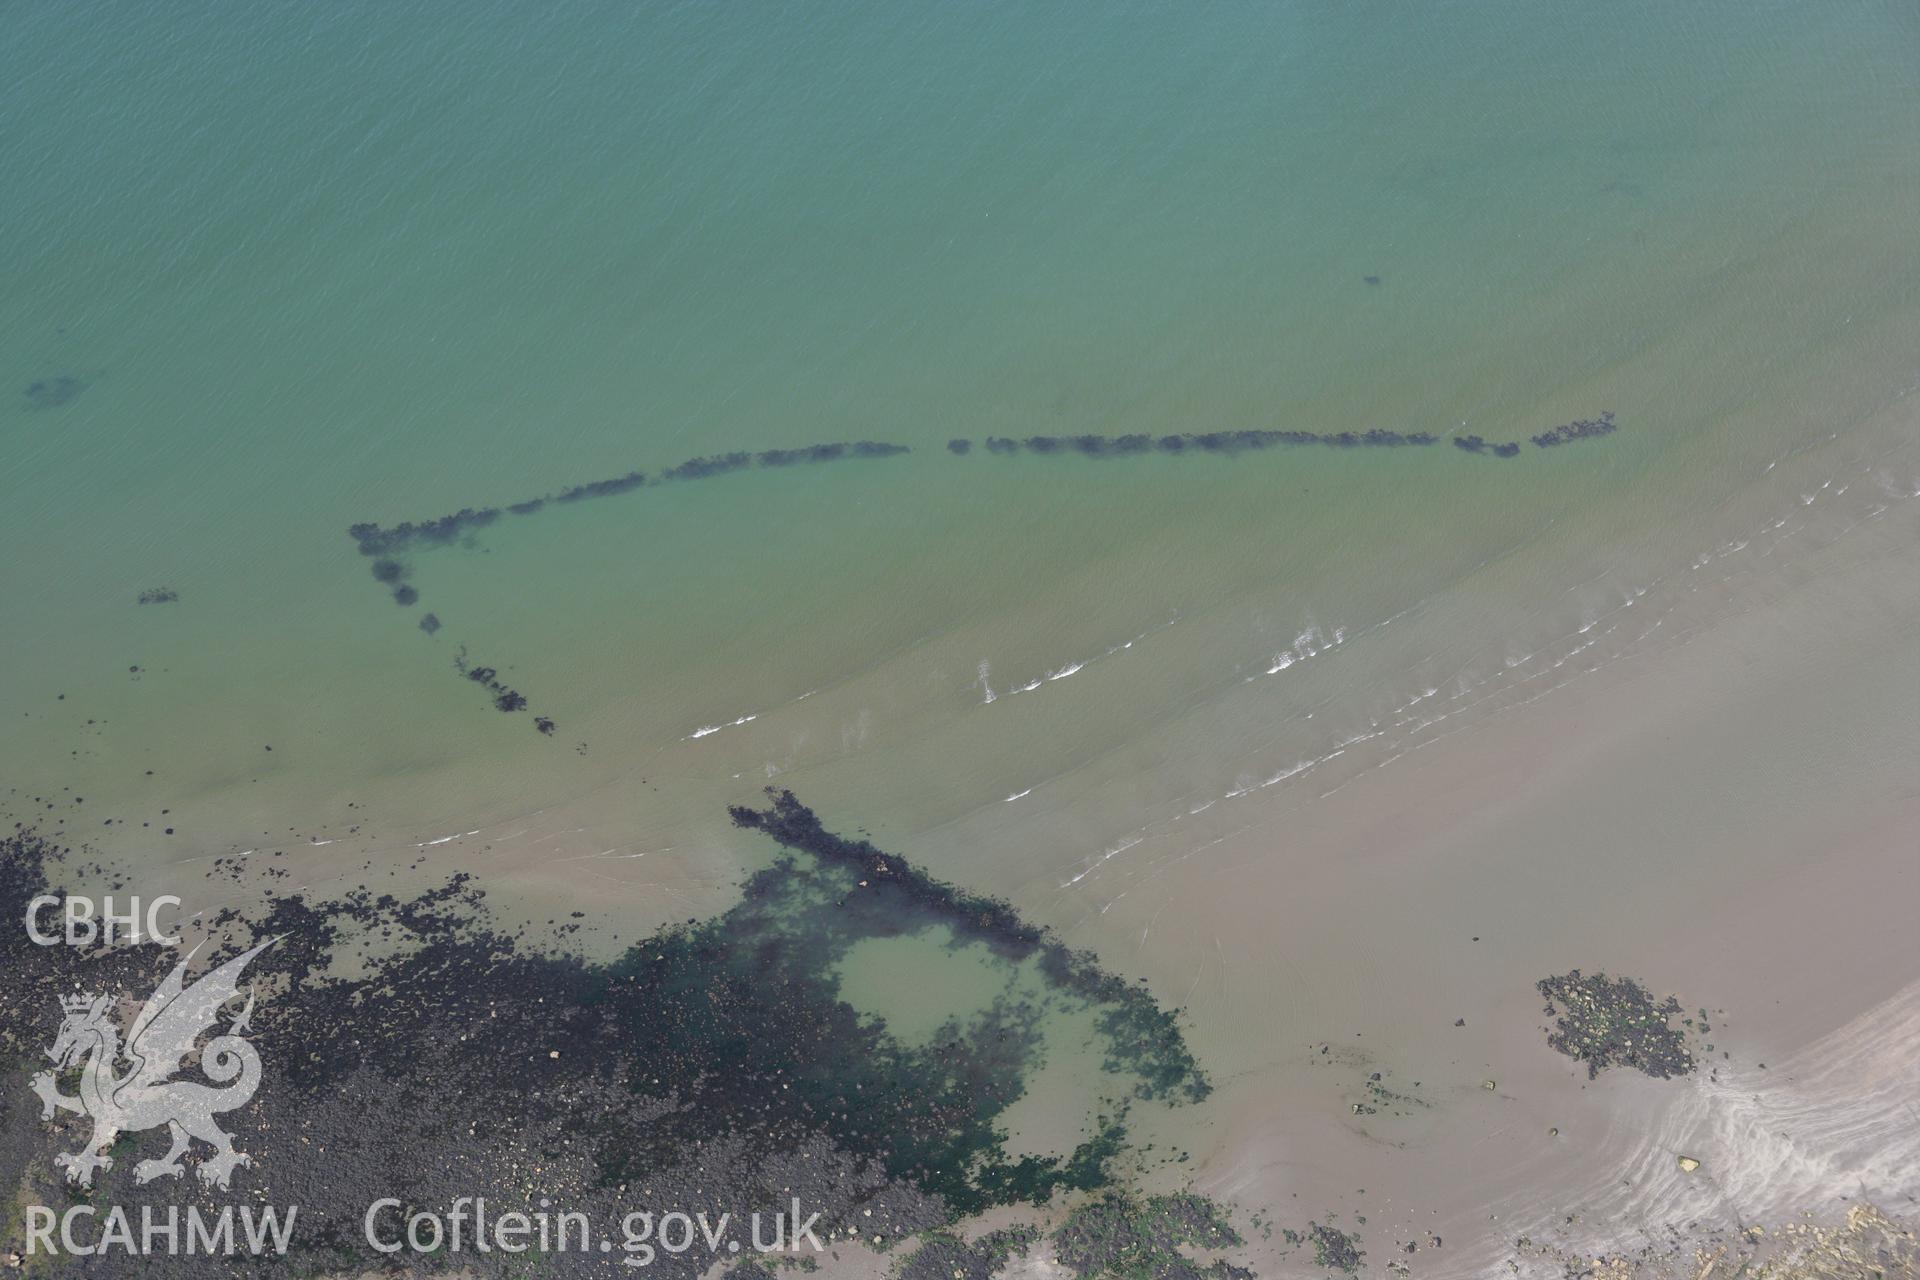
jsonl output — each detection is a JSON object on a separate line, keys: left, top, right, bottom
{"left": 1678, "top": 1155, "right": 1701, "bottom": 1173}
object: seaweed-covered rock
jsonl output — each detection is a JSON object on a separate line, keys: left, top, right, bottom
{"left": 1308, "top": 1222, "right": 1365, "bottom": 1274}
{"left": 900, "top": 1225, "right": 1041, "bottom": 1280}
{"left": 1531, "top": 411, "right": 1616, "bottom": 448}
{"left": 1536, "top": 969, "right": 1694, "bottom": 1079}
{"left": 1052, "top": 1193, "right": 1250, "bottom": 1280}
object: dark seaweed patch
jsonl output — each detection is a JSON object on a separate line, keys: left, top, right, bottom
{"left": 135, "top": 587, "right": 178, "bottom": 605}
{"left": 1536, "top": 970, "right": 1694, "bottom": 1079}
{"left": 391, "top": 584, "right": 419, "bottom": 607}
{"left": 900, "top": 1225, "right": 1041, "bottom": 1280}
{"left": 369, "top": 558, "right": 406, "bottom": 584}
{"left": 1052, "top": 1194, "right": 1250, "bottom": 1280}
{"left": 417, "top": 612, "right": 441, "bottom": 635}
{"left": 1307, "top": 1222, "right": 1366, "bottom": 1274}
{"left": 947, "top": 438, "right": 973, "bottom": 455}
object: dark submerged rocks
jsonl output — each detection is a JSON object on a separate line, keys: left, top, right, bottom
{"left": 0, "top": 786, "right": 1222, "bottom": 1278}
{"left": 1532, "top": 410, "right": 1616, "bottom": 448}
{"left": 555, "top": 469, "right": 647, "bottom": 503}
{"left": 1536, "top": 969, "right": 1695, "bottom": 1079}
{"left": 417, "top": 612, "right": 441, "bottom": 635}
{"left": 342, "top": 418, "right": 1618, "bottom": 646}
{"left": 348, "top": 506, "right": 501, "bottom": 558}
{"left": 0, "top": 827, "right": 962, "bottom": 1278}
{"left": 661, "top": 451, "right": 751, "bottom": 481}
{"left": 135, "top": 587, "right": 178, "bottom": 605}
{"left": 1454, "top": 434, "right": 1521, "bottom": 457}
{"left": 345, "top": 439, "right": 913, "bottom": 563}
{"left": 757, "top": 441, "right": 909, "bottom": 466}
{"left": 22, "top": 375, "right": 85, "bottom": 409}
{"left": 970, "top": 427, "right": 1454, "bottom": 459}
{"left": 455, "top": 651, "right": 540, "bottom": 722}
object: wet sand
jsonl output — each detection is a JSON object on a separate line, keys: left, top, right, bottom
{"left": 1079, "top": 417, "right": 1920, "bottom": 1273}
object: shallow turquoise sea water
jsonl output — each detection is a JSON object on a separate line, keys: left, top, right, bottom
{"left": 2, "top": 1, "right": 1916, "bottom": 864}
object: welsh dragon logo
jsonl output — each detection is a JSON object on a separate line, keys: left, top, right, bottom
{"left": 30, "top": 940, "right": 273, "bottom": 1189}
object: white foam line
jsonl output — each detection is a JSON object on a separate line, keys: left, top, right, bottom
{"left": 1004, "top": 787, "right": 1034, "bottom": 802}
{"left": 687, "top": 713, "right": 758, "bottom": 740}
{"left": 1061, "top": 835, "right": 1142, "bottom": 888}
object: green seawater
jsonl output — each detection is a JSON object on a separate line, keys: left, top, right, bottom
{"left": 2, "top": 1, "right": 1916, "bottom": 874}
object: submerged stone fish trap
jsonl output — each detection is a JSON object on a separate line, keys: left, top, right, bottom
{"left": 338, "top": 414, "right": 1616, "bottom": 734}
